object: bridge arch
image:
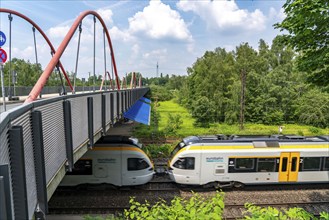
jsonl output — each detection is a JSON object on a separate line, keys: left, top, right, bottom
{"left": 25, "top": 10, "right": 121, "bottom": 103}
{"left": 0, "top": 8, "right": 73, "bottom": 91}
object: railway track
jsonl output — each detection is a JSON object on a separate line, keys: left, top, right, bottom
{"left": 224, "top": 201, "right": 329, "bottom": 219}
{"left": 49, "top": 200, "right": 329, "bottom": 218}
{"left": 50, "top": 178, "right": 329, "bottom": 218}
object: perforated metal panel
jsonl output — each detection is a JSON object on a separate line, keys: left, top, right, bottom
{"left": 69, "top": 96, "right": 88, "bottom": 150}
{"left": 11, "top": 111, "right": 37, "bottom": 218}
{"left": 0, "top": 125, "right": 10, "bottom": 165}
{"left": 35, "top": 101, "right": 66, "bottom": 184}
{"left": 0, "top": 125, "right": 14, "bottom": 219}
{"left": 91, "top": 94, "right": 102, "bottom": 134}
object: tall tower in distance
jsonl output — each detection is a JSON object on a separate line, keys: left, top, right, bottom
{"left": 156, "top": 61, "right": 159, "bottom": 78}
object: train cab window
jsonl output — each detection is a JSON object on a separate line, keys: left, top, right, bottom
{"left": 173, "top": 157, "right": 195, "bottom": 170}
{"left": 170, "top": 142, "right": 185, "bottom": 159}
{"left": 235, "top": 158, "right": 254, "bottom": 170}
{"left": 257, "top": 158, "right": 276, "bottom": 172}
{"left": 128, "top": 158, "right": 150, "bottom": 171}
{"left": 302, "top": 157, "right": 321, "bottom": 171}
{"left": 324, "top": 157, "right": 329, "bottom": 170}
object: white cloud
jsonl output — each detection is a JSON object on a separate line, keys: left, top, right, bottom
{"left": 128, "top": 1, "right": 192, "bottom": 42}
{"left": 109, "top": 26, "right": 134, "bottom": 42}
{"left": 96, "top": 8, "right": 113, "bottom": 25}
{"left": 48, "top": 25, "right": 70, "bottom": 38}
{"left": 269, "top": 7, "right": 286, "bottom": 21}
{"left": 143, "top": 48, "right": 167, "bottom": 60}
{"left": 177, "top": 0, "right": 266, "bottom": 32}
{"left": 132, "top": 44, "right": 140, "bottom": 55}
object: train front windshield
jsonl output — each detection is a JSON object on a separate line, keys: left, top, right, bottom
{"left": 170, "top": 142, "right": 185, "bottom": 159}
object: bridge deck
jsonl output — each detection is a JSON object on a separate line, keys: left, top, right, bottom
{"left": 0, "top": 88, "right": 149, "bottom": 220}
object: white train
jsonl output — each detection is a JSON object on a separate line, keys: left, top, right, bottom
{"left": 167, "top": 135, "right": 329, "bottom": 188}
{"left": 61, "top": 135, "right": 154, "bottom": 187}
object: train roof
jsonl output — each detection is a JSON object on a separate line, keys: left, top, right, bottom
{"left": 182, "top": 135, "right": 329, "bottom": 145}
{"left": 95, "top": 135, "right": 141, "bottom": 147}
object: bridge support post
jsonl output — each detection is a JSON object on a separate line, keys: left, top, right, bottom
{"left": 116, "top": 91, "right": 120, "bottom": 120}
{"left": 110, "top": 93, "right": 114, "bottom": 125}
{"left": 63, "top": 101, "right": 74, "bottom": 171}
{"left": 101, "top": 94, "right": 106, "bottom": 135}
{"left": 124, "top": 91, "right": 128, "bottom": 112}
{"left": 129, "top": 90, "right": 132, "bottom": 108}
{"left": 9, "top": 126, "right": 28, "bottom": 220}
{"left": 121, "top": 91, "right": 124, "bottom": 116}
{"left": 0, "top": 164, "right": 12, "bottom": 220}
{"left": 31, "top": 110, "right": 48, "bottom": 218}
{"left": 87, "top": 97, "right": 94, "bottom": 148}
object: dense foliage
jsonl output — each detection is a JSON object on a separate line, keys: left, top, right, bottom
{"left": 274, "top": 0, "right": 329, "bottom": 88}
{"left": 84, "top": 192, "right": 329, "bottom": 220}
{"left": 124, "top": 192, "right": 225, "bottom": 220}
{"left": 178, "top": 37, "right": 329, "bottom": 128}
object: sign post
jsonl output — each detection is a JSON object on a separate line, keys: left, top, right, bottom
{"left": 0, "top": 31, "right": 8, "bottom": 111}
{"left": 0, "top": 62, "right": 6, "bottom": 112}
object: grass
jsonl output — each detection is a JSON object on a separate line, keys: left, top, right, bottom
{"left": 145, "top": 100, "right": 329, "bottom": 138}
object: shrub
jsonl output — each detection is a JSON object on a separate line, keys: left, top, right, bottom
{"left": 124, "top": 191, "right": 225, "bottom": 220}
{"left": 164, "top": 113, "right": 183, "bottom": 135}
{"left": 244, "top": 203, "right": 316, "bottom": 220}
{"left": 143, "top": 144, "right": 173, "bottom": 158}
{"left": 308, "top": 127, "right": 321, "bottom": 134}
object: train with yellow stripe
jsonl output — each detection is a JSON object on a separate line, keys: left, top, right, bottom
{"left": 167, "top": 135, "right": 329, "bottom": 188}
{"left": 61, "top": 135, "right": 154, "bottom": 187}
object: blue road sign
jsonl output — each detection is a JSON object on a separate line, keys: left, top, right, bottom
{"left": 0, "top": 31, "right": 6, "bottom": 47}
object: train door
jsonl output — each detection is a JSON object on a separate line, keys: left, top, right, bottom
{"left": 279, "top": 152, "right": 300, "bottom": 182}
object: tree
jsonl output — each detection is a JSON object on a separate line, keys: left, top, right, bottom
{"left": 274, "top": 0, "right": 329, "bottom": 88}
{"left": 295, "top": 89, "right": 329, "bottom": 128}
{"left": 3, "top": 58, "right": 42, "bottom": 86}
{"left": 192, "top": 96, "right": 216, "bottom": 128}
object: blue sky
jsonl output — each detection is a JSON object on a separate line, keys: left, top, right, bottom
{"left": 0, "top": 0, "right": 285, "bottom": 79}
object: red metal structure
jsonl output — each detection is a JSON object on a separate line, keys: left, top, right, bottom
{"left": 24, "top": 10, "right": 121, "bottom": 103}
{"left": 0, "top": 8, "right": 73, "bottom": 92}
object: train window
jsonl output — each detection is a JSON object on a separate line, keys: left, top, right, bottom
{"left": 66, "top": 159, "right": 92, "bottom": 175}
{"left": 173, "top": 157, "right": 195, "bottom": 170}
{"left": 235, "top": 158, "right": 254, "bottom": 170}
{"left": 281, "top": 157, "right": 288, "bottom": 172}
{"left": 128, "top": 158, "right": 150, "bottom": 171}
{"left": 302, "top": 157, "right": 321, "bottom": 171}
{"left": 291, "top": 157, "right": 297, "bottom": 171}
{"left": 257, "top": 158, "right": 276, "bottom": 172}
{"left": 324, "top": 157, "right": 329, "bottom": 170}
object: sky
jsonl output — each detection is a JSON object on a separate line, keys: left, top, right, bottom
{"left": 0, "top": 0, "right": 286, "bottom": 80}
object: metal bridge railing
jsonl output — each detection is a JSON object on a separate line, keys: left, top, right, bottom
{"left": 0, "top": 87, "right": 149, "bottom": 220}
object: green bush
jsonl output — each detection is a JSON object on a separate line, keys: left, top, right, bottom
{"left": 124, "top": 191, "right": 225, "bottom": 220}
{"left": 308, "top": 127, "right": 321, "bottom": 134}
{"left": 164, "top": 113, "right": 183, "bottom": 135}
{"left": 243, "top": 203, "right": 317, "bottom": 220}
{"left": 143, "top": 144, "right": 173, "bottom": 158}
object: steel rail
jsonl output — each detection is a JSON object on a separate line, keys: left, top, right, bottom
{"left": 24, "top": 10, "right": 120, "bottom": 103}
{"left": 0, "top": 8, "right": 74, "bottom": 92}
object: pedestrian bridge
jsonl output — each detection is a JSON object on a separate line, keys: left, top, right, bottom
{"left": 0, "top": 87, "right": 149, "bottom": 219}
{"left": 0, "top": 8, "right": 151, "bottom": 220}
